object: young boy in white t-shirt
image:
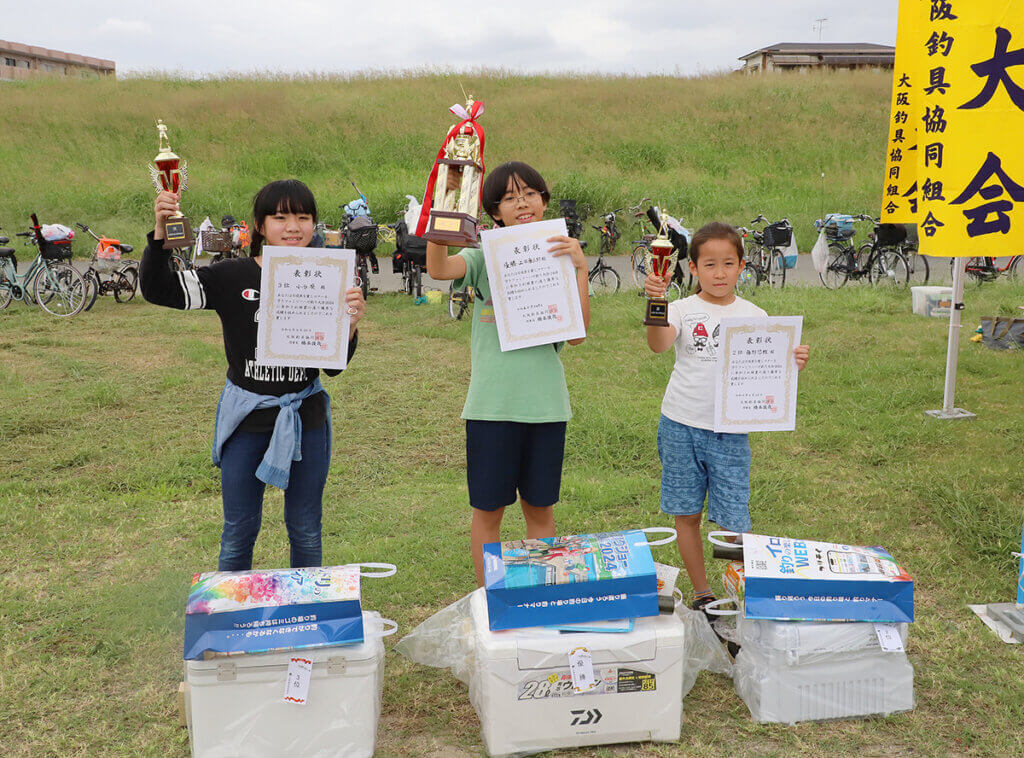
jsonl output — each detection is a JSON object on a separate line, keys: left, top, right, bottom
{"left": 644, "top": 221, "right": 810, "bottom": 613}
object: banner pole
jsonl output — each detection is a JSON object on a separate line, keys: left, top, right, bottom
{"left": 925, "top": 256, "right": 975, "bottom": 420}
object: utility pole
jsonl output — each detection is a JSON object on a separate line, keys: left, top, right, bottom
{"left": 813, "top": 17, "right": 828, "bottom": 41}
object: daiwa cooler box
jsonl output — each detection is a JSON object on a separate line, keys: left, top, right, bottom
{"left": 468, "top": 590, "right": 684, "bottom": 757}
{"left": 483, "top": 530, "right": 664, "bottom": 630}
{"left": 732, "top": 614, "right": 914, "bottom": 724}
{"left": 183, "top": 610, "right": 392, "bottom": 758}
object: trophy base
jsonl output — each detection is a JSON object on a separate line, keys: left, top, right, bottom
{"left": 163, "top": 215, "right": 195, "bottom": 250}
{"left": 424, "top": 210, "right": 479, "bottom": 248}
{"left": 644, "top": 297, "right": 670, "bottom": 326}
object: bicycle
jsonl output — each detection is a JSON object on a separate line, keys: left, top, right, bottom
{"left": 392, "top": 220, "right": 426, "bottom": 298}
{"left": 75, "top": 223, "right": 137, "bottom": 310}
{"left": 448, "top": 282, "right": 475, "bottom": 320}
{"left": 558, "top": 198, "right": 591, "bottom": 243}
{"left": 0, "top": 216, "right": 87, "bottom": 316}
{"left": 955, "top": 255, "right": 1022, "bottom": 284}
{"left": 894, "top": 223, "right": 929, "bottom": 284}
{"left": 592, "top": 208, "right": 623, "bottom": 258}
{"left": 588, "top": 244, "right": 620, "bottom": 294}
{"left": 815, "top": 214, "right": 909, "bottom": 290}
{"left": 737, "top": 214, "right": 791, "bottom": 290}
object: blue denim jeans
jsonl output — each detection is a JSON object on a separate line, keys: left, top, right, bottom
{"left": 218, "top": 421, "right": 330, "bottom": 571}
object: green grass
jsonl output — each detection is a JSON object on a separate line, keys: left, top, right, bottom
{"left": 0, "top": 70, "right": 891, "bottom": 255}
{"left": 1, "top": 282, "right": 1023, "bottom": 756}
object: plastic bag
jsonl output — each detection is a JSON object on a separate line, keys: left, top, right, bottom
{"left": 676, "top": 602, "right": 733, "bottom": 699}
{"left": 41, "top": 223, "right": 74, "bottom": 242}
{"left": 737, "top": 615, "right": 909, "bottom": 666}
{"left": 395, "top": 591, "right": 477, "bottom": 685}
{"left": 811, "top": 230, "right": 828, "bottom": 275}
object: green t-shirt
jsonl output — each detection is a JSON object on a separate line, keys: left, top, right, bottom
{"left": 455, "top": 247, "right": 572, "bottom": 423}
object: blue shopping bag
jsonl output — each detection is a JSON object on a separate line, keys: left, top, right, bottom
{"left": 482, "top": 529, "right": 673, "bottom": 631}
{"left": 183, "top": 563, "right": 395, "bottom": 660}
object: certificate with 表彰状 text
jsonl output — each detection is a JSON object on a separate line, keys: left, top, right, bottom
{"left": 712, "top": 316, "right": 802, "bottom": 433}
{"left": 480, "top": 219, "right": 586, "bottom": 352}
{"left": 255, "top": 246, "right": 354, "bottom": 370}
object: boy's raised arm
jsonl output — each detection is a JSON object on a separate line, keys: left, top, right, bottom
{"left": 426, "top": 240, "right": 467, "bottom": 281}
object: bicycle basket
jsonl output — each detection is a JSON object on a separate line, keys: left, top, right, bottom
{"left": 821, "top": 213, "right": 856, "bottom": 241}
{"left": 559, "top": 199, "right": 579, "bottom": 219}
{"left": 96, "top": 238, "right": 122, "bottom": 260}
{"left": 202, "top": 230, "right": 233, "bottom": 253}
{"left": 873, "top": 223, "right": 907, "bottom": 247}
{"left": 763, "top": 221, "right": 793, "bottom": 248}
{"left": 40, "top": 239, "right": 73, "bottom": 260}
{"left": 345, "top": 223, "right": 378, "bottom": 255}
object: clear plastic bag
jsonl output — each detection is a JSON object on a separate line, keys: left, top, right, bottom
{"left": 394, "top": 591, "right": 478, "bottom": 685}
{"left": 737, "top": 615, "right": 909, "bottom": 666}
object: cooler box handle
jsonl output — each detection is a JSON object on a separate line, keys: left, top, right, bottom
{"left": 367, "top": 617, "right": 399, "bottom": 638}
{"left": 640, "top": 527, "right": 677, "bottom": 546}
{"left": 356, "top": 563, "right": 397, "bottom": 578}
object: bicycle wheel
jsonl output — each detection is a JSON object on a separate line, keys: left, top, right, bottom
{"left": 820, "top": 244, "right": 849, "bottom": 289}
{"left": 1007, "top": 256, "right": 1022, "bottom": 282}
{"left": 448, "top": 282, "right": 470, "bottom": 320}
{"left": 170, "top": 253, "right": 188, "bottom": 272}
{"left": 630, "top": 244, "right": 650, "bottom": 289}
{"left": 869, "top": 250, "right": 910, "bottom": 288}
{"left": 113, "top": 269, "right": 137, "bottom": 303}
{"left": 412, "top": 264, "right": 423, "bottom": 298}
{"left": 767, "top": 250, "right": 787, "bottom": 288}
{"left": 34, "top": 262, "right": 87, "bottom": 316}
{"left": 358, "top": 259, "right": 369, "bottom": 298}
{"left": 736, "top": 263, "right": 760, "bottom": 294}
{"left": 589, "top": 264, "right": 620, "bottom": 294}
{"left": 0, "top": 275, "right": 11, "bottom": 309}
{"left": 666, "top": 281, "right": 683, "bottom": 301}
{"left": 82, "top": 268, "right": 100, "bottom": 312}
{"left": 905, "top": 251, "right": 929, "bottom": 284}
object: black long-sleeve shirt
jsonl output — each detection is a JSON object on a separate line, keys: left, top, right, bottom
{"left": 139, "top": 233, "right": 357, "bottom": 431}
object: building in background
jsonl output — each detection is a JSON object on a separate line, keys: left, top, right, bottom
{"left": 1, "top": 40, "right": 114, "bottom": 81}
{"left": 738, "top": 43, "right": 895, "bottom": 73}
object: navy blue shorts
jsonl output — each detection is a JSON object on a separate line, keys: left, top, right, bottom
{"left": 466, "top": 420, "right": 567, "bottom": 511}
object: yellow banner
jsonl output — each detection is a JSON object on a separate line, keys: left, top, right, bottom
{"left": 881, "top": 0, "right": 923, "bottom": 223}
{"left": 916, "top": 1, "right": 1024, "bottom": 257}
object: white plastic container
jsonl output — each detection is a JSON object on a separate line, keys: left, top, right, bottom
{"left": 732, "top": 615, "right": 914, "bottom": 724}
{"left": 468, "top": 589, "right": 684, "bottom": 757}
{"left": 183, "top": 611, "right": 388, "bottom": 758}
{"left": 912, "top": 286, "right": 953, "bottom": 317}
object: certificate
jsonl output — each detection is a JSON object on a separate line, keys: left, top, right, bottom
{"left": 713, "top": 316, "right": 802, "bottom": 433}
{"left": 255, "top": 246, "right": 355, "bottom": 370}
{"left": 480, "top": 219, "right": 586, "bottom": 352}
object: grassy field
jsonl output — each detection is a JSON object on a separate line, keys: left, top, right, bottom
{"left": 1, "top": 280, "right": 1023, "bottom": 756}
{"left": 0, "top": 70, "right": 890, "bottom": 254}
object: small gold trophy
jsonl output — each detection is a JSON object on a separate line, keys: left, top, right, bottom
{"left": 420, "top": 99, "right": 485, "bottom": 248}
{"left": 643, "top": 214, "right": 679, "bottom": 327}
{"left": 148, "top": 119, "right": 194, "bottom": 249}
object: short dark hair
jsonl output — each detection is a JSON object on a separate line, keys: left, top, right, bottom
{"left": 481, "top": 161, "right": 551, "bottom": 226}
{"left": 688, "top": 221, "right": 743, "bottom": 265}
{"left": 250, "top": 179, "right": 318, "bottom": 256}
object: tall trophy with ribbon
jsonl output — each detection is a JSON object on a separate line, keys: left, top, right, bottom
{"left": 149, "top": 119, "right": 194, "bottom": 249}
{"left": 416, "top": 99, "right": 485, "bottom": 248}
{"left": 643, "top": 212, "right": 679, "bottom": 327}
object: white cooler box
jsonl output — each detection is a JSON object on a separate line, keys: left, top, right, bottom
{"left": 912, "top": 286, "right": 953, "bottom": 318}
{"left": 469, "top": 590, "right": 684, "bottom": 757}
{"left": 732, "top": 615, "right": 914, "bottom": 724}
{"left": 184, "top": 610, "right": 387, "bottom": 758}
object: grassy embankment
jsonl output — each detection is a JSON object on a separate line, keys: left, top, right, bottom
{"left": 0, "top": 70, "right": 890, "bottom": 253}
{"left": 1, "top": 279, "right": 1023, "bottom": 755}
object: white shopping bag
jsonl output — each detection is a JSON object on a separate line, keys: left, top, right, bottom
{"left": 811, "top": 230, "right": 828, "bottom": 276}
{"left": 783, "top": 233, "right": 799, "bottom": 269}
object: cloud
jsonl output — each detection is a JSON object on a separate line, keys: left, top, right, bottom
{"left": 96, "top": 18, "right": 153, "bottom": 36}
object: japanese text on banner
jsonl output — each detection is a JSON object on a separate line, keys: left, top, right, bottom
{"left": 882, "top": 0, "right": 924, "bottom": 223}
{"left": 915, "top": 1, "right": 1024, "bottom": 256}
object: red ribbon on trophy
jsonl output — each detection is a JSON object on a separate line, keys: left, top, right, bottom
{"left": 415, "top": 100, "right": 486, "bottom": 238}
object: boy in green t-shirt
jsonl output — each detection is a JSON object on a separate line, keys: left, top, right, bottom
{"left": 426, "top": 161, "right": 591, "bottom": 586}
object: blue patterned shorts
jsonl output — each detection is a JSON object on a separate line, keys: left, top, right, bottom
{"left": 657, "top": 415, "right": 752, "bottom": 532}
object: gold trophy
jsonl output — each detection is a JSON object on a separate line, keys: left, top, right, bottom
{"left": 643, "top": 213, "right": 679, "bottom": 327}
{"left": 420, "top": 99, "right": 485, "bottom": 248}
{"left": 148, "top": 119, "right": 194, "bottom": 249}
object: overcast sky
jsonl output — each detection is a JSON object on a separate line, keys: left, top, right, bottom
{"left": 2, "top": 1, "right": 898, "bottom": 76}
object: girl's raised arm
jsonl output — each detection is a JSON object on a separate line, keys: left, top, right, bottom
{"left": 426, "top": 241, "right": 467, "bottom": 281}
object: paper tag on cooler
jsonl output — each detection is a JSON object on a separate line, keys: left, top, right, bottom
{"left": 283, "top": 657, "right": 313, "bottom": 705}
{"left": 874, "top": 623, "right": 905, "bottom": 653}
{"left": 655, "top": 562, "right": 680, "bottom": 598}
{"left": 568, "top": 647, "right": 598, "bottom": 694}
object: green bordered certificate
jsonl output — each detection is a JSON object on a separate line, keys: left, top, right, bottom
{"left": 480, "top": 219, "right": 586, "bottom": 352}
{"left": 255, "top": 246, "right": 355, "bottom": 370}
{"left": 713, "top": 316, "right": 802, "bottom": 433}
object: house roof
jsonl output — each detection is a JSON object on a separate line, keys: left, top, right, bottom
{"left": 739, "top": 42, "right": 895, "bottom": 61}
{"left": 0, "top": 39, "right": 114, "bottom": 71}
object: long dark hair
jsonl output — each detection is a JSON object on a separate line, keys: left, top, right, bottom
{"left": 481, "top": 161, "right": 550, "bottom": 226}
{"left": 687, "top": 221, "right": 744, "bottom": 294}
{"left": 250, "top": 179, "right": 318, "bottom": 256}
